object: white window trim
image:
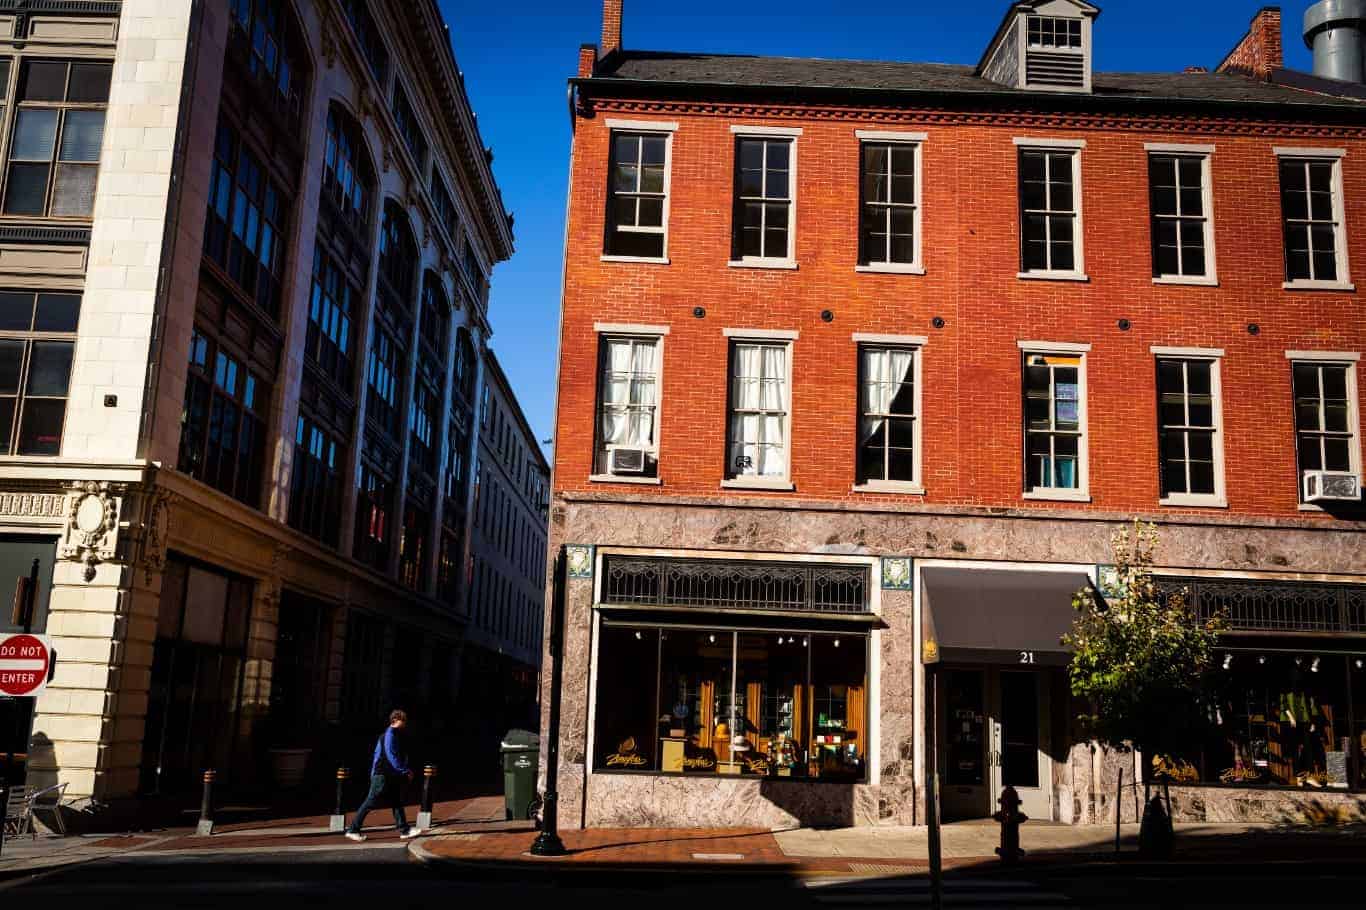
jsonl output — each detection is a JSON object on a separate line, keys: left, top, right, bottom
{"left": 853, "top": 340, "right": 925, "bottom": 494}
{"left": 1016, "top": 143, "right": 1088, "bottom": 281}
{"left": 857, "top": 135, "right": 924, "bottom": 275}
{"left": 1275, "top": 150, "right": 1354, "bottom": 291}
{"left": 604, "top": 119, "right": 679, "bottom": 132}
{"left": 1021, "top": 347, "right": 1090, "bottom": 503}
{"left": 1154, "top": 352, "right": 1228, "bottom": 509}
{"left": 1287, "top": 356, "right": 1363, "bottom": 511}
{"left": 604, "top": 127, "right": 675, "bottom": 264}
{"left": 591, "top": 329, "right": 666, "bottom": 483}
{"left": 1148, "top": 149, "right": 1219, "bottom": 285}
{"left": 729, "top": 130, "right": 799, "bottom": 269}
{"left": 723, "top": 334, "right": 796, "bottom": 489}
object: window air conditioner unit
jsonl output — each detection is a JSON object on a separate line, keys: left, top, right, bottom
{"left": 1303, "top": 470, "right": 1361, "bottom": 503}
{"left": 607, "top": 445, "right": 648, "bottom": 475}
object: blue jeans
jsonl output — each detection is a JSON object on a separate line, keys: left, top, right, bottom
{"left": 348, "top": 772, "right": 409, "bottom": 834}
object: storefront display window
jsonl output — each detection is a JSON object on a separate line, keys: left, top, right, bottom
{"left": 592, "top": 623, "right": 869, "bottom": 782}
{"left": 1354, "top": 655, "right": 1365, "bottom": 791}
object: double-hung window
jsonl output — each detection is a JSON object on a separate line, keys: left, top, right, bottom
{"left": 1016, "top": 140, "right": 1084, "bottom": 279}
{"left": 0, "top": 290, "right": 80, "bottom": 456}
{"left": 1278, "top": 150, "right": 1352, "bottom": 289}
{"left": 1147, "top": 146, "right": 1216, "bottom": 283}
{"left": 593, "top": 327, "right": 663, "bottom": 481}
{"left": 604, "top": 122, "right": 673, "bottom": 261}
{"left": 1154, "top": 350, "right": 1225, "bottom": 506}
{"left": 178, "top": 329, "right": 270, "bottom": 507}
{"left": 731, "top": 127, "right": 799, "bottom": 267}
{"left": 1021, "top": 343, "right": 1089, "bottom": 500}
{"left": 1289, "top": 354, "right": 1361, "bottom": 502}
{"left": 725, "top": 331, "right": 795, "bottom": 488}
{"left": 855, "top": 339, "right": 923, "bottom": 491}
{"left": 857, "top": 132, "right": 923, "bottom": 273}
{"left": 4, "top": 60, "right": 111, "bottom": 218}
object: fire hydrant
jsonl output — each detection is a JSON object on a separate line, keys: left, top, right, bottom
{"left": 994, "top": 785, "right": 1028, "bottom": 865}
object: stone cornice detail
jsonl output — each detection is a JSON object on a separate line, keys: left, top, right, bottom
{"left": 0, "top": 491, "right": 66, "bottom": 521}
{"left": 582, "top": 97, "right": 1366, "bottom": 140}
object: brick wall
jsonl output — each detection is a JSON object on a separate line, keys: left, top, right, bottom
{"left": 554, "top": 99, "right": 1366, "bottom": 522}
{"left": 1216, "top": 7, "right": 1284, "bottom": 79}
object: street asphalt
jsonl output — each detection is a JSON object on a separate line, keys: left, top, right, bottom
{"left": 3, "top": 842, "right": 1365, "bottom": 908}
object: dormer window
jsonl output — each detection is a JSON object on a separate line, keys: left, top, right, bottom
{"left": 1027, "top": 16, "right": 1081, "bottom": 49}
{"left": 977, "top": 1, "right": 1098, "bottom": 94}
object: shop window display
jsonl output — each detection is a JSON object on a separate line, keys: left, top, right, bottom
{"left": 1354, "top": 655, "right": 1365, "bottom": 791}
{"left": 592, "top": 625, "right": 868, "bottom": 782}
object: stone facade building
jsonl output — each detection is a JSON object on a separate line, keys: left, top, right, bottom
{"left": 0, "top": 0, "right": 545, "bottom": 817}
{"left": 545, "top": 1, "right": 1366, "bottom": 830}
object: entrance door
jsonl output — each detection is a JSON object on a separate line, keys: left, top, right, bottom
{"left": 937, "top": 668, "right": 1051, "bottom": 821}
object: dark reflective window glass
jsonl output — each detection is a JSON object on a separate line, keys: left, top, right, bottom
{"left": 66, "top": 63, "right": 112, "bottom": 103}
{"left": 19, "top": 61, "right": 67, "bottom": 102}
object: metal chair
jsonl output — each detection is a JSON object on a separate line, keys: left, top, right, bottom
{"left": 2, "top": 785, "right": 30, "bottom": 838}
{"left": 26, "top": 783, "right": 68, "bottom": 837}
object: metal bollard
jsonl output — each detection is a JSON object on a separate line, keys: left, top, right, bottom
{"left": 993, "top": 785, "right": 1028, "bottom": 865}
{"left": 197, "top": 770, "right": 216, "bottom": 836}
{"left": 417, "top": 765, "right": 436, "bottom": 830}
{"left": 329, "top": 767, "right": 349, "bottom": 833}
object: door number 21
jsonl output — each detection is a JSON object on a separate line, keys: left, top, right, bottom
{"left": 1018, "top": 651, "right": 1036, "bottom": 664}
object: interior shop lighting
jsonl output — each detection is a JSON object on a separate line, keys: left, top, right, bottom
{"left": 709, "top": 634, "right": 716, "bottom": 643}
{"left": 635, "top": 631, "right": 642, "bottom": 640}
{"left": 834, "top": 639, "right": 841, "bottom": 648}
{"left": 802, "top": 638, "right": 809, "bottom": 647}
{"left": 1356, "top": 659, "right": 1363, "bottom": 670}
{"left": 1311, "top": 657, "right": 1321, "bottom": 673}
{"left": 1223, "top": 653, "right": 1233, "bottom": 670}
{"left": 1258, "top": 655, "right": 1267, "bottom": 665}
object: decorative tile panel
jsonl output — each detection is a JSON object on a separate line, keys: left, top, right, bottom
{"left": 881, "top": 557, "right": 913, "bottom": 591}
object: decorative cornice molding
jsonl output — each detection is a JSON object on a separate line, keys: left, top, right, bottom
{"left": 61, "top": 481, "right": 122, "bottom": 582}
{"left": 0, "top": 490, "right": 66, "bottom": 520}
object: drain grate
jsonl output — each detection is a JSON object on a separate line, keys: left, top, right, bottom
{"left": 848, "top": 863, "right": 922, "bottom": 874}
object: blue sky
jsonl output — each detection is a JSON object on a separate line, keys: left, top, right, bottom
{"left": 440, "top": 1, "right": 1317, "bottom": 455}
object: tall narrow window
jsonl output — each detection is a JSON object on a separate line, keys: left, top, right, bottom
{"left": 204, "top": 121, "right": 289, "bottom": 316}
{"left": 288, "top": 414, "right": 343, "bottom": 547}
{"left": 306, "top": 247, "right": 357, "bottom": 390}
{"left": 594, "top": 335, "right": 660, "bottom": 479}
{"left": 1280, "top": 155, "right": 1349, "bottom": 286}
{"left": 1018, "top": 146, "right": 1081, "bottom": 276}
{"left": 732, "top": 136, "right": 794, "bottom": 264}
{"left": 178, "top": 330, "right": 270, "bottom": 506}
{"left": 431, "top": 171, "right": 459, "bottom": 239}
{"left": 399, "top": 502, "right": 428, "bottom": 590}
{"left": 859, "top": 141, "right": 919, "bottom": 269}
{"left": 365, "top": 321, "right": 403, "bottom": 438}
{"left": 858, "top": 345, "right": 919, "bottom": 487}
{"left": 1292, "top": 360, "right": 1360, "bottom": 499}
{"left": 322, "top": 106, "right": 374, "bottom": 232}
{"left": 1156, "top": 356, "right": 1223, "bottom": 503}
{"left": 354, "top": 463, "right": 392, "bottom": 571}
{"left": 727, "top": 340, "right": 790, "bottom": 482}
{"left": 409, "top": 377, "right": 437, "bottom": 477}
{"left": 1149, "top": 152, "right": 1213, "bottom": 281}
{"left": 391, "top": 82, "right": 427, "bottom": 168}
{"left": 0, "top": 291, "right": 80, "bottom": 456}
{"left": 4, "top": 60, "right": 110, "bottom": 218}
{"left": 338, "top": 0, "right": 389, "bottom": 85}
{"left": 228, "top": 0, "right": 305, "bottom": 117}
{"left": 605, "top": 130, "right": 668, "bottom": 259}
{"left": 1023, "top": 349, "right": 1087, "bottom": 496}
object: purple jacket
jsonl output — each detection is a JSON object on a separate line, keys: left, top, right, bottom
{"left": 370, "top": 727, "right": 409, "bottom": 777}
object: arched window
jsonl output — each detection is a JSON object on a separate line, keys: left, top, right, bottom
{"left": 322, "top": 105, "right": 374, "bottom": 230}
{"left": 378, "top": 200, "right": 417, "bottom": 303}
{"left": 453, "top": 327, "right": 476, "bottom": 403}
{"left": 228, "top": 0, "right": 307, "bottom": 118}
{"left": 420, "top": 272, "right": 449, "bottom": 357}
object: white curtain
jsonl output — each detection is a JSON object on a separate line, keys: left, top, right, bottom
{"left": 600, "top": 339, "right": 656, "bottom": 453}
{"left": 729, "top": 344, "right": 787, "bottom": 477}
{"left": 861, "top": 347, "right": 915, "bottom": 446}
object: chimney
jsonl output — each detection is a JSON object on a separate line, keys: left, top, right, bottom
{"left": 1304, "top": 0, "right": 1366, "bottom": 83}
{"left": 601, "top": 0, "right": 623, "bottom": 58}
{"left": 578, "top": 43, "right": 597, "bottom": 79}
{"left": 1216, "top": 7, "right": 1284, "bottom": 80}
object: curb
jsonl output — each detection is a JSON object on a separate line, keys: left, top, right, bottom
{"left": 406, "top": 837, "right": 806, "bottom": 877}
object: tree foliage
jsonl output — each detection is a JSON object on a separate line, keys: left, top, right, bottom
{"left": 1064, "top": 521, "right": 1224, "bottom": 758}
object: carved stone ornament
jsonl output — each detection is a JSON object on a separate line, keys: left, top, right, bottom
{"left": 135, "top": 489, "right": 178, "bottom": 585}
{"left": 382, "top": 142, "right": 393, "bottom": 174}
{"left": 320, "top": 15, "right": 338, "bottom": 69}
{"left": 62, "top": 482, "right": 122, "bottom": 583}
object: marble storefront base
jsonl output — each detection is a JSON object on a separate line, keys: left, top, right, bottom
{"left": 1163, "top": 785, "right": 1366, "bottom": 825}
{"left": 582, "top": 773, "right": 883, "bottom": 829}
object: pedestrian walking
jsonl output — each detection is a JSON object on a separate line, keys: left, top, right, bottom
{"left": 345, "top": 709, "right": 421, "bottom": 842}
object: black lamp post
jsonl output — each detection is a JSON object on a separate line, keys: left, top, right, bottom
{"left": 530, "top": 548, "right": 568, "bottom": 856}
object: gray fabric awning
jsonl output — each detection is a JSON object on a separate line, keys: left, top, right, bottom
{"left": 921, "top": 567, "right": 1093, "bottom": 667}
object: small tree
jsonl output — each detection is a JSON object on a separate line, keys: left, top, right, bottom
{"left": 1064, "top": 520, "right": 1224, "bottom": 767}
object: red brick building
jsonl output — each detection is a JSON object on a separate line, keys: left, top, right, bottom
{"left": 544, "top": 1, "right": 1366, "bottom": 829}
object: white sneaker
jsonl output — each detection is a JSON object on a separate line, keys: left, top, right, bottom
{"left": 345, "top": 832, "right": 366, "bottom": 843}
{"left": 400, "top": 827, "right": 422, "bottom": 840}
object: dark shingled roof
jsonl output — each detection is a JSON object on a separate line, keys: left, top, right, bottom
{"left": 590, "top": 51, "right": 1366, "bottom": 109}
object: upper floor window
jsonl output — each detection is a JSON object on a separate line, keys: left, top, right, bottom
{"left": 399, "top": 502, "right": 428, "bottom": 590}
{"left": 1149, "top": 149, "right": 1215, "bottom": 283}
{"left": 1022, "top": 345, "right": 1089, "bottom": 501}
{"left": 178, "top": 329, "right": 269, "bottom": 507}
{"left": 0, "top": 290, "right": 79, "bottom": 456}
{"left": 731, "top": 133, "right": 796, "bottom": 266}
{"left": 409, "top": 377, "right": 438, "bottom": 477}
{"left": 1291, "top": 358, "right": 1361, "bottom": 500}
{"left": 594, "top": 333, "right": 660, "bottom": 480}
{"left": 420, "top": 274, "right": 449, "bottom": 358}
{"left": 354, "top": 461, "right": 392, "bottom": 572}
{"left": 857, "top": 343, "right": 921, "bottom": 490}
{"left": 228, "top": 0, "right": 304, "bottom": 117}
{"left": 1027, "top": 16, "right": 1082, "bottom": 48}
{"left": 365, "top": 319, "right": 403, "bottom": 439}
{"left": 378, "top": 201, "right": 417, "bottom": 303}
{"left": 480, "top": 379, "right": 491, "bottom": 428}
{"left": 462, "top": 237, "right": 484, "bottom": 294}
{"left": 322, "top": 106, "right": 374, "bottom": 232}
{"left": 392, "top": 81, "right": 427, "bottom": 168}
{"left": 445, "top": 419, "right": 470, "bottom": 507}
{"left": 605, "top": 128, "right": 670, "bottom": 261}
{"left": 307, "top": 247, "right": 357, "bottom": 390}
{"left": 431, "top": 170, "right": 459, "bottom": 239}
{"left": 1155, "top": 353, "right": 1224, "bottom": 506}
{"left": 1017, "top": 142, "right": 1084, "bottom": 279}
{"left": 453, "top": 327, "right": 476, "bottom": 402}
{"left": 858, "top": 137, "right": 921, "bottom": 272}
{"left": 4, "top": 60, "right": 111, "bottom": 218}
{"left": 1278, "top": 151, "right": 1351, "bottom": 289}
{"left": 725, "top": 335, "right": 792, "bottom": 486}
{"left": 205, "top": 121, "right": 288, "bottom": 316}
{"left": 338, "top": 0, "right": 389, "bottom": 85}
{"left": 289, "top": 413, "right": 343, "bottom": 547}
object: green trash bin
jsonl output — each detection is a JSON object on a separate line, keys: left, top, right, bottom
{"left": 500, "top": 729, "right": 540, "bottom": 821}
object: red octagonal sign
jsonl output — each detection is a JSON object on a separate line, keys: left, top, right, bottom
{"left": 0, "top": 633, "right": 51, "bottom": 697}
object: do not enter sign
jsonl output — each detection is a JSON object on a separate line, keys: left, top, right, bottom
{"left": 0, "top": 633, "right": 52, "bottom": 697}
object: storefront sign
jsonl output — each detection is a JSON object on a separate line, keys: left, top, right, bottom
{"left": 606, "top": 737, "right": 648, "bottom": 768}
{"left": 0, "top": 633, "right": 52, "bottom": 697}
